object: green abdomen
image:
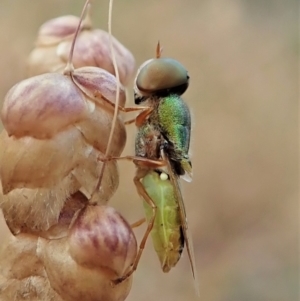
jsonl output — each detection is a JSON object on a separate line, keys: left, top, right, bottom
{"left": 142, "top": 170, "right": 184, "bottom": 272}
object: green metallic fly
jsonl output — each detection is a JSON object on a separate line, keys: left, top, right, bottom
{"left": 107, "top": 43, "right": 198, "bottom": 294}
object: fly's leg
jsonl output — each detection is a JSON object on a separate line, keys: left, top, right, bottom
{"left": 134, "top": 107, "right": 153, "bottom": 127}
{"left": 100, "top": 155, "right": 166, "bottom": 169}
{"left": 131, "top": 217, "right": 146, "bottom": 228}
{"left": 124, "top": 118, "right": 136, "bottom": 125}
{"left": 90, "top": 97, "right": 153, "bottom": 126}
{"left": 98, "top": 154, "right": 166, "bottom": 285}
{"left": 94, "top": 89, "right": 153, "bottom": 117}
{"left": 112, "top": 174, "right": 157, "bottom": 285}
{"left": 94, "top": 90, "right": 147, "bottom": 112}
{"left": 124, "top": 107, "right": 154, "bottom": 126}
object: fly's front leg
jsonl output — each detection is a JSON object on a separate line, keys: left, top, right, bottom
{"left": 94, "top": 90, "right": 151, "bottom": 125}
{"left": 112, "top": 174, "right": 157, "bottom": 285}
{"left": 124, "top": 107, "right": 153, "bottom": 126}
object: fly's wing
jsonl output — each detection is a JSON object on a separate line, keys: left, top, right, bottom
{"left": 163, "top": 151, "right": 200, "bottom": 297}
{"left": 180, "top": 157, "right": 193, "bottom": 182}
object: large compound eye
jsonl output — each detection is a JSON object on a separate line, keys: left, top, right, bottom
{"left": 135, "top": 58, "right": 189, "bottom": 97}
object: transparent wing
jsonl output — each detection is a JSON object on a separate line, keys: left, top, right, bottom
{"left": 180, "top": 158, "right": 193, "bottom": 183}
{"left": 163, "top": 151, "right": 200, "bottom": 297}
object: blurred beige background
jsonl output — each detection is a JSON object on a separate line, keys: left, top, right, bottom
{"left": 0, "top": 1, "right": 298, "bottom": 301}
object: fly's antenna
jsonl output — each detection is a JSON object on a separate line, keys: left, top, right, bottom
{"left": 63, "top": 0, "right": 91, "bottom": 76}
{"left": 91, "top": 0, "right": 120, "bottom": 199}
{"left": 156, "top": 41, "right": 163, "bottom": 58}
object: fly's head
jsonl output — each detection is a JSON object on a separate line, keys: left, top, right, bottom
{"left": 134, "top": 53, "right": 189, "bottom": 105}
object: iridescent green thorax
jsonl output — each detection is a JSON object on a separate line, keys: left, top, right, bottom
{"left": 149, "top": 94, "right": 191, "bottom": 176}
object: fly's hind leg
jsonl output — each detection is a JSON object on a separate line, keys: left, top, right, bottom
{"left": 100, "top": 155, "right": 165, "bottom": 285}
{"left": 131, "top": 217, "right": 146, "bottom": 228}
{"left": 112, "top": 173, "right": 157, "bottom": 285}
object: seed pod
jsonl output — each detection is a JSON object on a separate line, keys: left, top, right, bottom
{"left": 37, "top": 205, "right": 137, "bottom": 301}
{"left": 27, "top": 12, "right": 135, "bottom": 86}
{"left": 0, "top": 205, "right": 136, "bottom": 301}
{"left": 0, "top": 66, "right": 127, "bottom": 234}
{"left": 0, "top": 233, "right": 61, "bottom": 300}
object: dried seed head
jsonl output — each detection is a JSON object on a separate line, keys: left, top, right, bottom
{"left": 0, "top": 3, "right": 131, "bottom": 232}
{"left": 37, "top": 15, "right": 90, "bottom": 45}
{"left": 68, "top": 205, "right": 137, "bottom": 277}
{"left": 1, "top": 71, "right": 126, "bottom": 141}
{"left": 27, "top": 13, "right": 135, "bottom": 86}
{"left": 37, "top": 205, "right": 136, "bottom": 301}
{"left": 0, "top": 66, "right": 126, "bottom": 233}
{"left": 0, "top": 233, "right": 61, "bottom": 300}
{"left": 0, "top": 1, "right": 137, "bottom": 300}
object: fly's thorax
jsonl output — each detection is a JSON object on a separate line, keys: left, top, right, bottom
{"left": 157, "top": 95, "right": 191, "bottom": 145}
{"left": 147, "top": 95, "right": 191, "bottom": 177}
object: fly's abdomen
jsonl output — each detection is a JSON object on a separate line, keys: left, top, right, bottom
{"left": 142, "top": 170, "right": 184, "bottom": 272}
{"left": 150, "top": 206, "right": 183, "bottom": 272}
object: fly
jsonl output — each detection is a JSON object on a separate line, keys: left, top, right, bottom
{"left": 105, "top": 43, "right": 199, "bottom": 295}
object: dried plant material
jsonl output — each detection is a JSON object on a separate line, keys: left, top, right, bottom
{"left": 1, "top": 71, "right": 126, "bottom": 141}
{"left": 0, "top": 65, "right": 127, "bottom": 234}
{"left": 27, "top": 14, "right": 135, "bottom": 86}
{"left": 37, "top": 205, "right": 136, "bottom": 301}
{"left": 0, "top": 276, "right": 62, "bottom": 301}
{"left": 0, "top": 233, "right": 62, "bottom": 300}
{"left": 0, "top": 1, "right": 137, "bottom": 300}
{"left": 68, "top": 206, "right": 137, "bottom": 277}
{"left": 0, "top": 205, "right": 136, "bottom": 301}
